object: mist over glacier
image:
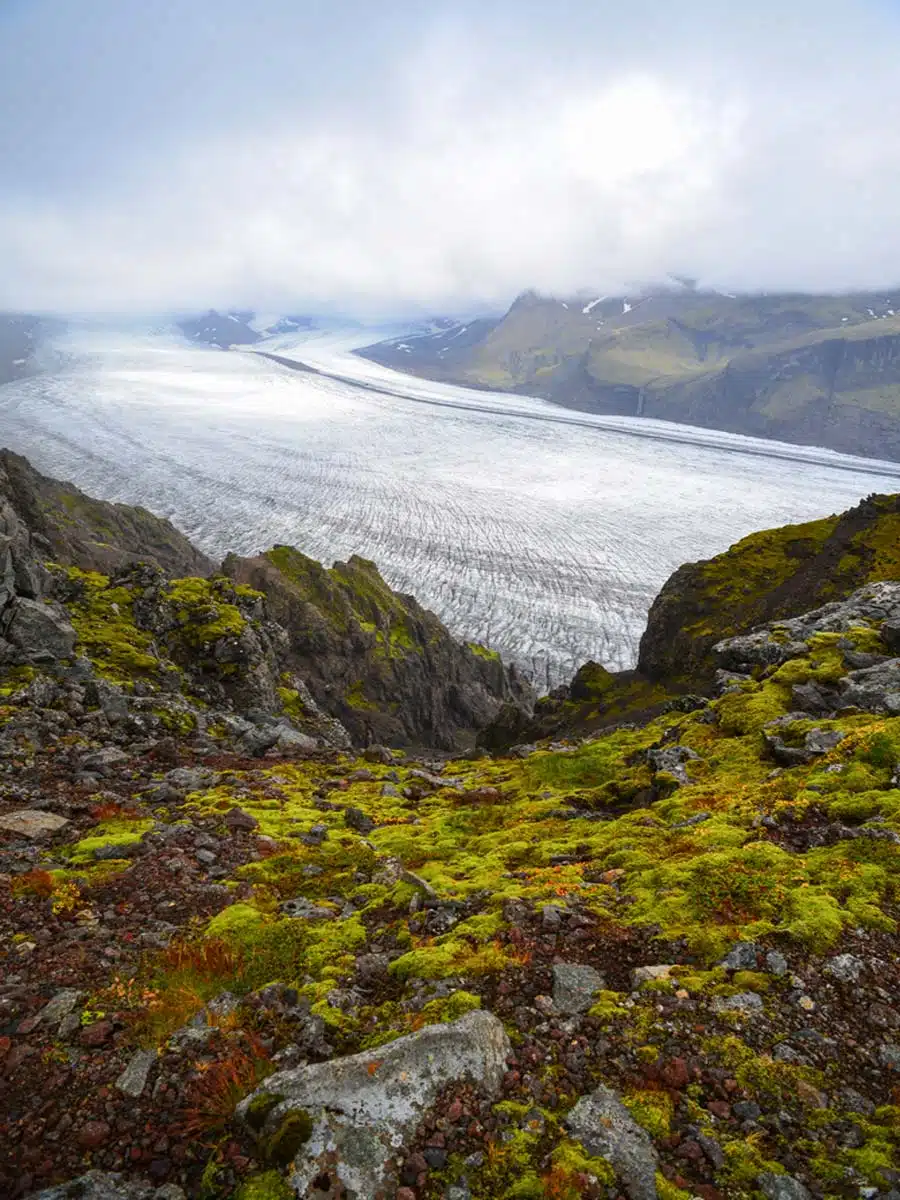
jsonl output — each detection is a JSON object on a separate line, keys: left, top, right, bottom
{"left": 2, "top": 322, "right": 899, "bottom": 690}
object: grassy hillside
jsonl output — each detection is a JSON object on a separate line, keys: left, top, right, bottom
{"left": 360, "top": 288, "right": 900, "bottom": 459}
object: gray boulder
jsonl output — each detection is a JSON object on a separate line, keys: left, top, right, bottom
{"left": 552, "top": 963, "right": 605, "bottom": 1015}
{"left": 565, "top": 1083, "right": 659, "bottom": 1200}
{"left": 646, "top": 745, "right": 699, "bottom": 787}
{"left": 3, "top": 597, "right": 76, "bottom": 662}
{"left": 838, "top": 659, "right": 900, "bottom": 714}
{"left": 0, "top": 809, "right": 70, "bottom": 837}
{"left": 824, "top": 953, "right": 866, "bottom": 984}
{"left": 25, "top": 1171, "right": 184, "bottom": 1200}
{"left": 757, "top": 1173, "right": 812, "bottom": 1200}
{"left": 714, "top": 630, "right": 806, "bottom": 673}
{"left": 236, "top": 1009, "right": 510, "bottom": 1199}
{"left": 720, "top": 942, "right": 761, "bottom": 970}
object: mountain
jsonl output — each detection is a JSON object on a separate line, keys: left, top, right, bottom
{"left": 0, "top": 449, "right": 213, "bottom": 578}
{"left": 2, "top": 455, "right": 900, "bottom": 1200}
{"left": 176, "top": 310, "right": 262, "bottom": 348}
{"left": 359, "top": 287, "right": 900, "bottom": 460}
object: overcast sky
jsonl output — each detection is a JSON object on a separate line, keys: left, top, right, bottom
{"left": 2, "top": 0, "right": 900, "bottom": 316}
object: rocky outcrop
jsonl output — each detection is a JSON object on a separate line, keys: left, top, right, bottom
{"left": 224, "top": 545, "right": 534, "bottom": 750}
{"left": 176, "top": 311, "right": 261, "bottom": 349}
{"left": 638, "top": 492, "right": 900, "bottom": 689}
{"left": 0, "top": 450, "right": 531, "bottom": 753}
{"left": 0, "top": 450, "right": 213, "bottom": 578}
{"left": 481, "top": 491, "right": 900, "bottom": 749}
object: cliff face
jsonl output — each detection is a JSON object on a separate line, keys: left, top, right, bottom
{"left": 224, "top": 544, "right": 534, "bottom": 750}
{"left": 0, "top": 449, "right": 532, "bottom": 753}
{"left": 0, "top": 450, "right": 214, "bottom": 578}
{"left": 360, "top": 289, "right": 900, "bottom": 459}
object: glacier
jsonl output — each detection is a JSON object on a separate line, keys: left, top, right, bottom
{"left": 2, "top": 321, "right": 900, "bottom": 691}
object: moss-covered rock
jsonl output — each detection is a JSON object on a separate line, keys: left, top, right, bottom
{"left": 222, "top": 545, "right": 534, "bottom": 749}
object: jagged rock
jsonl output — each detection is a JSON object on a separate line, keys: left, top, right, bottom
{"left": 838, "top": 659, "right": 900, "bottom": 714}
{"left": 164, "top": 767, "right": 218, "bottom": 792}
{"left": 33, "top": 988, "right": 82, "bottom": 1029}
{"left": 280, "top": 898, "right": 333, "bottom": 920}
{"left": 552, "top": 963, "right": 605, "bottom": 1014}
{"left": 766, "top": 950, "right": 789, "bottom": 976}
{"left": 236, "top": 1010, "right": 510, "bottom": 1198}
{"left": 790, "top": 681, "right": 833, "bottom": 714}
{"left": 878, "top": 1044, "right": 900, "bottom": 1069}
{"left": 343, "top": 806, "right": 375, "bottom": 833}
{"left": 115, "top": 1049, "right": 157, "bottom": 1098}
{"left": 81, "top": 747, "right": 129, "bottom": 773}
{"left": 84, "top": 679, "right": 129, "bottom": 723}
{"left": 275, "top": 726, "right": 318, "bottom": 752}
{"left": 3, "top": 597, "right": 76, "bottom": 662}
{"left": 223, "top": 806, "right": 259, "bottom": 832}
{"left": 631, "top": 965, "right": 675, "bottom": 988}
{"left": 714, "top": 631, "right": 806, "bottom": 673}
{"left": 224, "top": 547, "right": 533, "bottom": 750}
{"left": 720, "top": 942, "right": 761, "bottom": 970}
{"left": 712, "top": 992, "right": 764, "bottom": 1015}
{"left": 0, "top": 809, "right": 69, "bottom": 837}
{"left": 804, "top": 728, "right": 845, "bottom": 754}
{"left": 646, "top": 744, "right": 699, "bottom": 786}
{"left": 565, "top": 1083, "right": 660, "bottom": 1200}
{"left": 765, "top": 724, "right": 845, "bottom": 767}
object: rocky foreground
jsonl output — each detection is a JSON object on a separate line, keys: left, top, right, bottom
{"left": 1, "top": 456, "right": 899, "bottom": 1200}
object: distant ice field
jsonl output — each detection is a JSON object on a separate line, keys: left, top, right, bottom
{"left": 3, "top": 322, "right": 900, "bottom": 690}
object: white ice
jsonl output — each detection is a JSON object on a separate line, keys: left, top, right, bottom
{"left": 1, "top": 321, "right": 899, "bottom": 692}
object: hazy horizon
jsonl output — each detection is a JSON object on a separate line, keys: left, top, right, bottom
{"left": 3, "top": 1, "right": 900, "bottom": 316}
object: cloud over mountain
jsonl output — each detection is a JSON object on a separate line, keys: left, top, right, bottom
{"left": 2, "top": 0, "right": 900, "bottom": 315}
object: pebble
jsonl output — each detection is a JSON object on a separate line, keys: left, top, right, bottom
{"left": 77, "top": 1120, "right": 112, "bottom": 1149}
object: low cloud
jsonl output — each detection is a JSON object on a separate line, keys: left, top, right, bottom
{"left": 2, "top": 0, "right": 900, "bottom": 315}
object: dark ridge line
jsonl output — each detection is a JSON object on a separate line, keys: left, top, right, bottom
{"left": 246, "top": 350, "right": 900, "bottom": 483}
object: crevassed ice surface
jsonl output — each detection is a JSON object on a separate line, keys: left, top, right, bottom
{"left": 3, "top": 321, "right": 900, "bottom": 691}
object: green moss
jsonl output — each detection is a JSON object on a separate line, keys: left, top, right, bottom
{"left": 205, "top": 903, "right": 266, "bottom": 943}
{"left": 467, "top": 641, "right": 501, "bottom": 662}
{"left": 623, "top": 1089, "right": 673, "bottom": 1138}
{"left": 166, "top": 576, "right": 246, "bottom": 645}
{"left": 234, "top": 1172, "right": 294, "bottom": 1200}
{"left": 262, "top": 1109, "right": 313, "bottom": 1166}
{"left": 63, "top": 817, "right": 153, "bottom": 865}
{"left": 60, "top": 567, "right": 160, "bottom": 682}
{"left": 244, "top": 1091, "right": 286, "bottom": 1132}
{"left": 346, "top": 681, "right": 378, "bottom": 710}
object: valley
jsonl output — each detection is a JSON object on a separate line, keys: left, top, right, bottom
{"left": 1, "top": 321, "right": 898, "bottom": 689}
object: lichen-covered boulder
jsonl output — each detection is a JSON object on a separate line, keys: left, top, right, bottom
{"left": 24, "top": 1170, "right": 184, "bottom": 1200}
{"left": 236, "top": 1009, "right": 511, "bottom": 1198}
{"left": 565, "top": 1083, "right": 660, "bottom": 1200}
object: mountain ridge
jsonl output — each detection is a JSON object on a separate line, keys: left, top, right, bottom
{"left": 359, "top": 287, "right": 900, "bottom": 460}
